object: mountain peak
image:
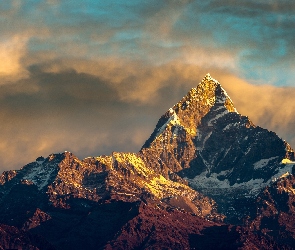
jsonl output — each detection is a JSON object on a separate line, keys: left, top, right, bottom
{"left": 141, "top": 73, "right": 295, "bottom": 223}
{"left": 171, "top": 73, "right": 238, "bottom": 120}
{"left": 198, "top": 73, "right": 237, "bottom": 113}
{"left": 142, "top": 74, "right": 238, "bottom": 148}
{"left": 202, "top": 72, "right": 214, "bottom": 82}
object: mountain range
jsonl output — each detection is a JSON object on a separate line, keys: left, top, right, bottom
{"left": 0, "top": 74, "right": 295, "bottom": 249}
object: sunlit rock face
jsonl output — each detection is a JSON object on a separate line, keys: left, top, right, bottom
{"left": 0, "top": 150, "right": 222, "bottom": 249}
{"left": 141, "top": 73, "right": 295, "bottom": 223}
{"left": 0, "top": 151, "right": 219, "bottom": 218}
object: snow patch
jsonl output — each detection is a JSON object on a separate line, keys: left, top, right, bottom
{"left": 198, "top": 154, "right": 211, "bottom": 170}
{"left": 156, "top": 110, "right": 181, "bottom": 137}
{"left": 223, "top": 122, "right": 240, "bottom": 131}
{"left": 214, "top": 106, "right": 226, "bottom": 112}
{"left": 244, "top": 146, "right": 252, "bottom": 155}
{"left": 272, "top": 162, "right": 294, "bottom": 182}
{"left": 223, "top": 147, "right": 231, "bottom": 158}
{"left": 22, "top": 162, "right": 58, "bottom": 190}
{"left": 253, "top": 157, "right": 279, "bottom": 170}
{"left": 187, "top": 171, "right": 231, "bottom": 189}
{"left": 220, "top": 86, "right": 238, "bottom": 113}
{"left": 186, "top": 171, "right": 265, "bottom": 197}
{"left": 207, "top": 110, "right": 228, "bottom": 126}
{"left": 197, "top": 131, "right": 212, "bottom": 151}
{"left": 187, "top": 159, "right": 295, "bottom": 198}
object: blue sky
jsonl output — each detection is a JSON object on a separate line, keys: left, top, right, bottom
{"left": 0, "top": 0, "right": 295, "bottom": 170}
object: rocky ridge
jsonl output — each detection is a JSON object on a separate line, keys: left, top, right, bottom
{"left": 0, "top": 151, "right": 222, "bottom": 249}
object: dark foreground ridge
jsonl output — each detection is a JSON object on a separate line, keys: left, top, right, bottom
{"left": 0, "top": 74, "right": 295, "bottom": 249}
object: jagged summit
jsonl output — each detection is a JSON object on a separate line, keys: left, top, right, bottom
{"left": 142, "top": 73, "right": 238, "bottom": 148}
{"left": 171, "top": 73, "right": 238, "bottom": 123}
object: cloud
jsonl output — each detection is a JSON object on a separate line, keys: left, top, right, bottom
{"left": 23, "top": 44, "right": 237, "bottom": 104}
{"left": 142, "top": 0, "right": 192, "bottom": 39}
{"left": 0, "top": 35, "right": 30, "bottom": 82}
{"left": 0, "top": 66, "right": 148, "bottom": 170}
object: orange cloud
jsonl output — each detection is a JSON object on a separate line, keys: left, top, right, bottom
{"left": 0, "top": 35, "right": 29, "bottom": 82}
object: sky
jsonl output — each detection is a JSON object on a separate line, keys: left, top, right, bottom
{"left": 0, "top": 0, "right": 295, "bottom": 171}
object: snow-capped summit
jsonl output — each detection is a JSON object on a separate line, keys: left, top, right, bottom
{"left": 142, "top": 73, "right": 237, "bottom": 147}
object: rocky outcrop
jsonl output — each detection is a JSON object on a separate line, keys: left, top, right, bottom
{"left": 106, "top": 201, "right": 220, "bottom": 250}
{"left": 0, "top": 223, "right": 54, "bottom": 250}
{"left": 245, "top": 171, "right": 295, "bottom": 248}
